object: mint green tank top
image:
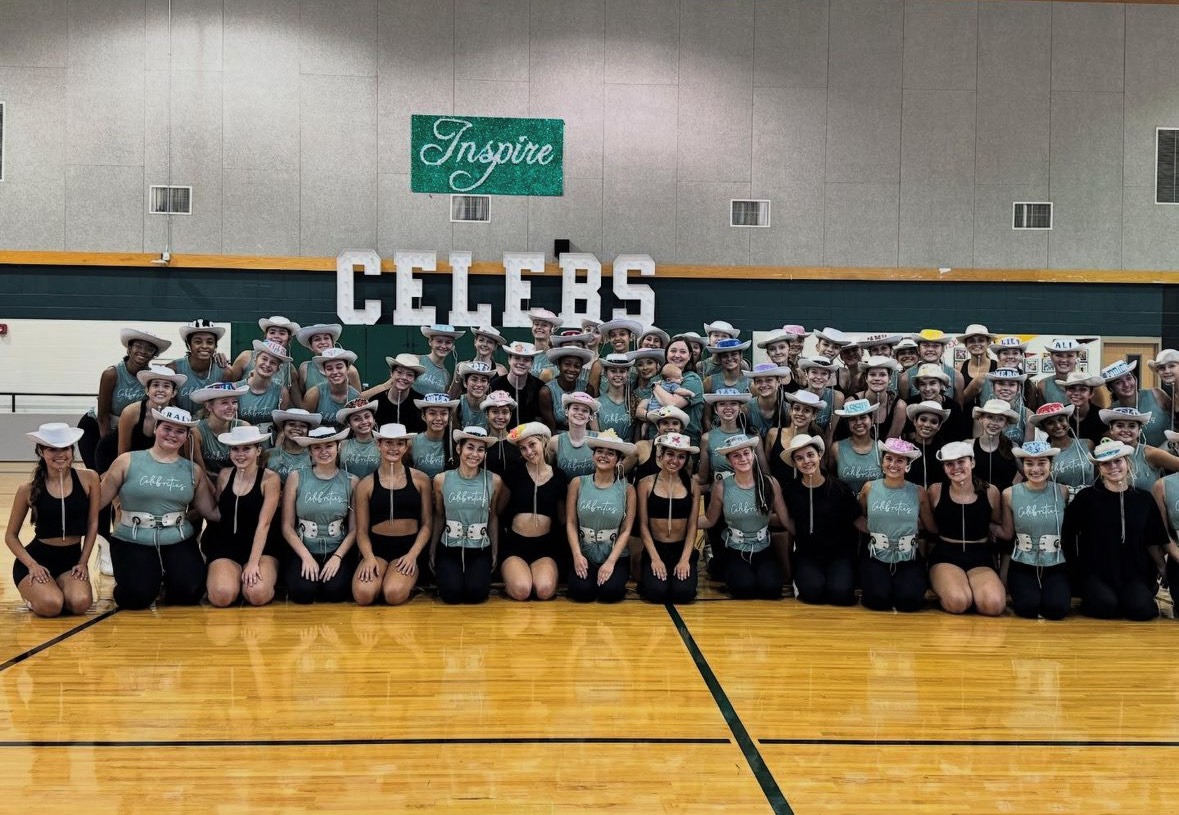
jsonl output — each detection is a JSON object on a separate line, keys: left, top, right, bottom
{"left": 597, "top": 393, "right": 633, "bottom": 440}
{"left": 196, "top": 418, "right": 243, "bottom": 477}
{"left": 555, "top": 433, "right": 595, "bottom": 479}
{"left": 865, "top": 480, "right": 920, "bottom": 563}
{"left": 1134, "top": 390, "right": 1167, "bottom": 448}
{"left": 441, "top": 469, "right": 492, "bottom": 548}
{"left": 1050, "top": 440, "right": 1092, "bottom": 489}
{"left": 318, "top": 386, "right": 362, "bottom": 429}
{"left": 1010, "top": 483, "right": 1066, "bottom": 567}
{"left": 173, "top": 356, "right": 226, "bottom": 414}
{"left": 235, "top": 379, "right": 282, "bottom": 434}
{"left": 244, "top": 353, "right": 293, "bottom": 388}
{"left": 1161, "top": 473, "right": 1179, "bottom": 534}
{"left": 575, "top": 475, "right": 628, "bottom": 563}
{"left": 115, "top": 450, "right": 195, "bottom": 545}
{"left": 835, "top": 439, "right": 883, "bottom": 495}
{"left": 267, "top": 446, "right": 309, "bottom": 485}
{"left": 93, "top": 362, "right": 145, "bottom": 429}
{"left": 411, "top": 434, "right": 447, "bottom": 479}
{"left": 416, "top": 355, "right": 451, "bottom": 395}
{"left": 295, "top": 469, "right": 352, "bottom": 555}
{"left": 459, "top": 398, "right": 488, "bottom": 431}
{"left": 341, "top": 437, "right": 381, "bottom": 478}
{"left": 1127, "top": 444, "right": 1161, "bottom": 491}
{"left": 721, "top": 478, "right": 770, "bottom": 554}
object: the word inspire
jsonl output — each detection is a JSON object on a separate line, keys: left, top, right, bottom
{"left": 418, "top": 118, "right": 556, "bottom": 194}
{"left": 336, "top": 250, "right": 656, "bottom": 329}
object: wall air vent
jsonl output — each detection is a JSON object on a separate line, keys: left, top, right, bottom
{"left": 1157, "top": 128, "right": 1179, "bottom": 205}
{"left": 149, "top": 185, "right": 192, "bottom": 215}
{"left": 1012, "top": 202, "right": 1052, "bottom": 230}
{"left": 450, "top": 194, "right": 490, "bottom": 223}
{"left": 730, "top": 199, "right": 770, "bottom": 227}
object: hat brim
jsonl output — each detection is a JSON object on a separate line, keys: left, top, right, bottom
{"left": 716, "top": 437, "right": 761, "bottom": 456}
{"left": 120, "top": 328, "right": 172, "bottom": 355}
{"left": 472, "top": 328, "right": 506, "bottom": 344}
{"left": 336, "top": 401, "right": 378, "bottom": 422}
{"left": 971, "top": 407, "right": 1019, "bottom": 424}
{"left": 258, "top": 317, "right": 301, "bottom": 334}
{"left": 783, "top": 393, "right": 828, "bottom": 411}
{"left": 877, "top": 441, "right": 921, "bottom": 460}
{"left": 705, "top": 341, "right": 752, "bottom": 354}
{"left": 905, "top": 404, "right": 951, "bottom": 422}
{"left": 373, "top": 428, "right": 417, "bottom": 442}
{"left": 421, "top": 327, "right": 466, "bottom": 340}
{"left": 526, "top": 311, "right": 562, "bottom": 327}
{"left": 294, "top": 429, "right": 350, "bottom": 447}
{"left": 586, "top": 438, "right": 637, "bottom": 456}
{"left": 547, "top": 348, "right": 595, "bottom": 365}
{"left": 414, "top": 398, "right": 460, "bottom": 410}
{"left": 137, "top": 369, "right": 187, "bottom": 388}
{"left": 561, "top": 395, "right": 601, "bottom": 413}
{"left": 647, "top": 407, "right": 690, "bottom": 426}
{"left": 1012, "top": 447, "right": 1061, "bottom": 459}
{"left": 271, "top": 410, "right": 322, "bottom": 428}
{"left": 150, "top": 408, "right": 198, "bottom": 428}
{"left": 1027, "top": 405, "right": 1076, "bottom": 426}
{"left": 190, "top": 385, "right": 249, "bottom": 403}
{"left": 180, "top": 324, "right": 226, "bottom": 342}
{"left": 26, "top": 428, "right": 86, "bottom": 448}
{"left": 217, "top": 430, "right": 271, "bottom": 447}
{"left": 386, "top": 356, "right": 427, "bottom": 375}
{"left": 295, "top": 324, "right": 343, "bottom": 348}
{"left": 451, "top": 430, "right": 494, "bottom": 446}
{"left": 703, "top": 392, "right": 754, "bottom": 404}
{"left": 314, "top": 351, "right": 359, "bottom": 371}
{"left": 480, "top": 397, "right": 518, "bottom": 411}
{"left": 252, "top": 340, "right": 293, "bottom": 363}
{"left": 598, "top": 319, "right": 643, "bottom": 337}
{"left": 654, "top": 439, "right": 700, "bottom": 455}
{"left": 1098, "top": 409, "right": 1151, "bottom": 426}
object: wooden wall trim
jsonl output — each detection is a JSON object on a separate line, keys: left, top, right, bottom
{"left": 0, "top": 249, "right": 1175, "bottom": 285}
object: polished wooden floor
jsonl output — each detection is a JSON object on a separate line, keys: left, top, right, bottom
{"left": 1, "top": 465, "right": 1177, "bottom": 814}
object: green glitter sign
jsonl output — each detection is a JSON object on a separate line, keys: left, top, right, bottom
{"left": 411, "top": 114, "right": 564, "bottom": 196}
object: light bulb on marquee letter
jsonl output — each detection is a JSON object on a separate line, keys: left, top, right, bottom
{"left": 336, "top": 250, "right": 382, "bottom": 325}
{"left": 392, "top": 251, "right": 438, "bottom": 326}
{"left": 558, "top": 253, "right": 602, "bottom": 326}
{"left": 501, "top": 251, "right": 546, "bottom": 328}
{"left": 447, "top": 251, "right": 493, "bottom": 327}
{"left": 612, "top": 254, "right": 656, "bottom": 326}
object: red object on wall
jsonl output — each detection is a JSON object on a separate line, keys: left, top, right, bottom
{"left": 0, "top": 324, "right": 8, "bottom": 335}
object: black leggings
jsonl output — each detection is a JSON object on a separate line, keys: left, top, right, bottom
{"left": 1079, "top": 574, "right": 1158, "bottom": 621}
{"left": 434, "top": 545, "right": 493, "bottom": 604}
{"left": 639, "top": 541, "right": 698, "bottom": 605}
{"left": 859, "top": 556, "right": 927, "bottom": 612}
{"left": 110, "top": 536, "right": 206, "bottom": 610}
{"left": 78, "top": 412, "right": 101, "bottom": 471}
{"left": 793, "top": 552, "right": 856, "bottom": 606}
{"left": 283, "top": 549, "right": 357, "bottom": 604}
{"left": 1007, "top": 561, "right": 1071, "bottom": 620}
{"left": 568, "top": 557, "right": 629, "bottom": 603}
{"left": 724, "top": 548, "right": 782, "bottom": 600}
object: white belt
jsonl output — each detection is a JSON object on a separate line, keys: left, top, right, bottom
{"left": 446, "top": 520, "right": 488, "bottom": 540}
{"left": 580, "top": 526, "right": 619, "bottom": 546}
{"left": 121, "top": 511, "right": 185, "bottom": 529}
{"left": 869, "top": 532, "right": 916, "bottom": 556}
{"left": 728, "top": 526, "right": 768, "bottom": 545}
{"left": 1015, "top": 533, "right": 1060, "bottom": 554}
{"left": 299, "top": 518, "right": 345, "bottom": 539}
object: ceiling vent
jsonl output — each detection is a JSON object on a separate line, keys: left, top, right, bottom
{"left": 730, "top": 199, "right": 770, "bottom": 227}
{"left": 149, "top": 185, "right": 192, "bottom": 215}
{"left": 1012, "top": 202, "right": 1052, "bottom": 230}
{"left": 450, "top": 194, "right": 490, "bottom": 223}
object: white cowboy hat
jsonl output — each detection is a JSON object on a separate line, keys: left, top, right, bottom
{"left": 252, "top": 339, "right": 293, "bottom": 363}
{"left": 120, "top": 327, "right": 171, "bottom": 354}
{"left": 526, "top": 308, "right": 562, "bottom": 327}
{"left": 598, "top": 318, "right": 643, "bottom": 337}
{"left": 912, "top": 363, "right": 950, "bottom": 385}
{"left": 862, "top": 355, "right": 902, "bottom": 373}
{"left": 936, "top": 441, "right": 975, "bottom": 462}
{"left": 580, "top": 317, "right": 602, "bottom": 331}
{"left": 586, "top": 429, "right": 636, "bottom": 457}
{"left": 480, "top": 390, "right": 518, "bottom": 410}
{"left": 472, "top": 325, "right": 507, "bottom": 345}
{"left": 313, "top": 347, "right": 358, "bottom": 372}
{"left": 715, "top": 434, "right": 760, "bottom": 456}
{"left": 798, "top": 355, "right": 835, "bottom": 372}
{"left": 1100, "top": 359, "right": 1138, "bottom": 382}
{"left": 27, "top": 423, "right": 85, "bottom": 448}
{"left": 990, "top": 336, "right": 1028, "bottom": 354}
{"left": 783, "top": 390, "right": 828, "bottom": 411}
{"left": 1148, "top": 349, "right": 1179, "bottom": 371}
{"left": 813, "top": 327, "right": 854, "bottom": 346}
{"left": 654, "top": 432, "right": 699, "bottom": 455}
{"left": 336, "top": 399, "right": 378, "bottom": 423}
{"left": 972, "top": 398, "right": 1019, "bottom": 424}
{"left": 599, "top": 353, "right": 635, "bottom": 369}
{"left": 561, "top": 391, "right": 601, "bottom": 413}
{"left": 1011, "top": 440, "right": 1060, "bottom": 460}
{"left": 295, "top": 323, "right": 343, "bottom": 348}
{"left": 705, "top": 337, "right": 751, "bottom": 354}
{"left": 757, "top": 325, "right": 810, "bottom": 348}
{"left": 672, "top": 331, "right": 706, "bottom": 348}
{"left": 627, "top": 348, "right": 666, "bottom": 364}
{"left": 547, "top": 346, "right": 595, "bottom": 366}
{"left": 373, "top": 423, "right": 416, "bottom": 441}
{"left": 414, "top": 392, "right": 460, "bottom": 410}
{"left": 877, "top": 437, "right": 921, "bottom": 461}
{"left": 703, "top": 387, "right": 753, "bottom": 405}
{"left": 272, "top": 408, "right": 322, "bottom": 428}
{"left": 639, "top": 326, "right": 671, "bottom": 347}
{"left": 455, "top": 360, "right": 495, "bottom": 382}
{"left": 1046, "top": 338, "right": 1094, "bottom": 353}
{"left": 151, "top": 405, "right": 198, "bottom": 428}
{"left": 986, "top": 367, "right": 1027, "bottom": 383}
{"left": 1054, "top": 370, "right": 1104, "bottom": 389}
{"left": 504, "top": 341, "right": 541, "bottom": 358}
{"left": 506, "top": 422, "right": 551, "bottom": 445}
{"left": 784, "top": 433, "right": 825, "bottom": 464}
{"left": 835, "top": 398, "right": 876, "bottom": 418}
{"left": 956, "top": 324, "right": 997, "bottom": 342}
{"left": 294, "top": 426, "right": 350, "bottom": 447}
{"left": 385, "top": 352, "right": 426, "bottom": 375}
{"left": 217, "top": 425, "right": 271, "bottom": 447}
{"left": 452, "top": 425, "right": 494, "bottom": 446}
{"left": 861, "top": 333, "right": 903, "bottom": 348}
{"left": 1089, "top": 438, "right": 1134, "bottom": 465}
{"left": 647, "top": 405, "right": 690, "bottom": 426}
{"left": 703, "top": 320, "right": 741, "bottom": 339}
{"left": 905, "top": 400, "right": 950, "bottom": 422}
{"left": 420, "top": 324, "right": 466, "bottom": 340}
{"left": 189, "top": 382, "right": 249, "bottom": 404}
{"left": 136, "top": 364, "right": 187, "bottom": 388}
{"left": 550, "top": 329, "right": 594, "bottom": 346}
{"left": 1027, "top": 402, "right": 1076, "bottom": 427}
{"left": 258, "top": 315, "right": 301, "bottom": 335}
{"left": 178, "top": 319, "right": 225, "bottom": 343}
{"left": 1099, "top": 406, "right": 1152, "bottom": 426}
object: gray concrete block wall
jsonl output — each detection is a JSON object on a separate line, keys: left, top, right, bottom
{"left": 1, "top": 0, "right": 1179, "bottom": 270}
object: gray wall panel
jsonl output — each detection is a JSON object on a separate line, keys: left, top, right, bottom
{"left": 299, "top": 75, "right": 378, "bottom": 255}
{"left": 222, "top": 168, "right": 301, "bottom": 256}
{"left": 0, "top": 0, "right": 68, "bottom": 68}
{"left": 899, "top": 183, "right": 974, "bottom": 267}
{"left": 603, "top": 171, "right": 678, "bottom": 263}
{"left": 377, "top": 173, "right": 453, "bottom": 256}
{"left": 528, "top": 177, "right": 604, "bottom": 260}
{"left": 453, "top": 80, "right": 530, "bottom": 118}
{"left": 67, "top": 0, "right": 146, "bottom": 72}
{"left": 752, "top": 86, "right": 827, "bottom": 189}
{"left": 376, "top": 0, "right": 453, "bottom": 175}
{"left": 902, "top": 0, "right": 977, "bottom": 91}
{"left": 299, "top": 0, "right": 377, "bottom": 77}
{"left": 64, "top": 165, "right": 144, "bottom": 252}
{"left": 65, "top": 68, "right": 146, "bottom": 166}
{"left": 0, "top": 177, "right": 66, "bottom": 250}
{"left": 531, "top": 0, "right": 605, "bottom": 84}
{"left": 824, "top": 182, "right": 899, "bottom": 267}
{"left": 605, "top": 84, "right": 678, "bottom": 174}
{"left": 530, "top": 79, "right": 604, "bottom": 180}
{"left": 828, "top": 0, "right": 902, "bottom": 91}
{"left": 222, "top": 71, "right": 301, "bottom": 171}
{"left": 146, "top": 0, "right": 223, "bottom": 72}
{"left": 1122, "top": 186, "right": 1179, "bottom": 270}
{"left": 753, "top": 0, "right": 829, "bottom": 89}
{"left": 222, "top": 0, "right": 301, "bottom": 76}
{"left": 1124, "top": 7, "right": 1179, "bottom": 189}
{"left": 1048, "top": 186, "right": 1122, "bottom": 270}
{"left": 973, "top": 184, "right": 1049, "bottom": 269}
{"left": 604, "top": 0, "right": 679, "bottom": 86}
{"left": 0, "top": 66, "right": 66, "bottom": 248}
{"left": 452, "top": 196, "right": 529, "bottom": 263}
{"left": 454, "top": 0, "right": 530, "bottom": 82}
{"left": 748, "top": 185, "right": 825, "bottom": 266}
{"left": 826, "top": 84, "right": 901, "bottom": 185}
{"left": 675, "top": 180, "right": 751, "bottom": 265}
{"left": 1051, "top": 2, "right": 1124, "bottom": 93}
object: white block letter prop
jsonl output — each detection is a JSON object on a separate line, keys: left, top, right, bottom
{"left": 502, "top": 251, "right": 546, "bottom": 327}
{"left": 611, "top": 254, "right": 656, "bottom": 326}
{"left": 558, "top": 253, "right": 603, "bottom": 326}
{"left": 335, "top": 250, "right": 383, "bottom": 325}
{"left": 392, "top": 251, "right": 438, "bottom": 326}
{"left": 447, "top": 251, "right": 493, "bottom": 327}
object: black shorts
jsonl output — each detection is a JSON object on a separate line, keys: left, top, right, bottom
{"left": 201, "top": 523, "right": 282, "bottom": 566}
{"left": 370, "top": 532, "right": 416, "bottom": 562}
{"left": 13, "top": 539, "right": 83, "bottom": 585}
{"left": 928, "top": 541, "right": 996, "bottom": 572}
{"left": 499, "top": 528, "right": 563, "bottom": 566}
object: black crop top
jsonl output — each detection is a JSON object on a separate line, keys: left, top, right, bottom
{"left": 934, "top": 484, "right": 993, "bottom": 542}
{"left": 502, "top": 465, "right": 568, "bottom": 521}
{"left": 369, "top": 465, "right": 423, "bottom": 525}
{"left": 32, "top": 469, "right": 89, "bottom": 539}
{"left": 646, "top": 475, "right": 694, "bottom": 522}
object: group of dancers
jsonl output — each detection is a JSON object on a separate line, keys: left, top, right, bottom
{"left": 6, "top": 313, "right": 1179, "bottom": 620}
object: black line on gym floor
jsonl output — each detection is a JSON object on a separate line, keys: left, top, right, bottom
{"left": 0, "top": 607, "right": 119, "bottom": 674}
{"left": 0, "top": 736, "right": 732, "bottom": 748}
{"left": 666, "top": 604, "right": 794, "bottom": 815}
{"left": 759, "top": 738, "right": 1179, "bottom": 748}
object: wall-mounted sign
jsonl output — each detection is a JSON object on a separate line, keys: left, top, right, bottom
{"left": 411, "top": 115, "right": 564, "bottom": 196}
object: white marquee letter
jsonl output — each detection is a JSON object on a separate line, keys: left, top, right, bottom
{"left": 336, "top": 250, "right": 382, "bottom": 325}
{"left": 447, "top": 251, "right": 493, "bottom": 327}
{"left": 392, "top": 251, "right": 438, "bottom": 326}
{"left": 612, "top": 254, "right": 656, "bottom": 326}
{"left": 558, "top": 253, "right": 603, "bottom": 326}
{"left": 501, "top": 251, "right": 546, "bottom": 327}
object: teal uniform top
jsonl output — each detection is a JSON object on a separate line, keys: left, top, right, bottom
{"left": 543, "top": 365, "right": 590, "bottom": 392}
{"left": 865, "top": 479, "right": 921, "bottom": 563}
{"left": 411, "top": 434, "right": 448, "bottom": 479}
{"left": 574, "top": 475, "right": 628, "bottom": 564}
{"left": 196, "top": 418, "right": 243, "bottom": 477}
{"left": 706, "top": 372, "right": 751, "bottom": 394}
{"left": 1010, "top": 483, "right": 1066, "bottom": 568}
{"left": 244, "top": 352, "right": 293, "bottom": 389}
{"left": 1050, "top": 440, "right": 1092, "bottom": 490}
{"left": 680, "top": 372, "right": 706, "bottom": 443}
{"left": 706, "top": 429, "right": 740, "bottom": 481}
{"left": 720, "top": 478, "right": 771, "bottom": 554}
{"left": 530, "top": 350, "right": 552, "bottom": 377}
{"left": 294, "top": 469, "right": 352, "bottom": 556}
{"left": 1125, "top": 390, "right": 1168, "bottom": 448}
{"left": 235, "top": 379, "right": 282, "bottom": 437}
{"left": 1160, "top": 473, "right": 1179, "bottom": 535}
{"left": 173, "top": 356, "right": 225, "bottom": 414}
{"left": 340, "top": 437, "right": 381, "bottom": 478}
{"left": 746, "top": 401, "right": 779, "bottom": 440}
{"left": 114, "top": 450, "right": 195, "bottom": 545}
{"left": 1039, "top": 376, "right": 1067, "bottom": 406}
{"left": 267, "top": 446, "right": 309, "bottom": 485}
{"left": 811, "top": 387, "right": 835, "bottom": 430}
{"left": 555, "top": 432, "right": 596, "bottom": 479}
{"left": 317, "top": 385, "right": 362, "bottom": 429}
{"left": 835, "top": 438, "right": 883, "bottom": 495}
{"left": 545, "top": 379, "right": 577, "bottom": 429}
{"left": 597, "top": 393, "right": 633, "bottom": 440}
{"left": 906, "top": 363, "right": 957, "bottom": 401}
{"left": 440, "top": 469, "right": 492, "bottom": 549}
{"left": 416, "top": 355, "right": 451, "bottom": 395}
{"left": 459, "top": 398, "right": 488, "bottom": 431}
{"left": 1127, "top": 444, "right": 1161, "bottom": 491}
{"left": 90, "top": 361, "right": 144, "bottom": 429}
{"left": 301, "top": 362, "right": 335, "bottom": 396}
{"left": 697, "top": 358, "right": 721, "bottom": 379}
